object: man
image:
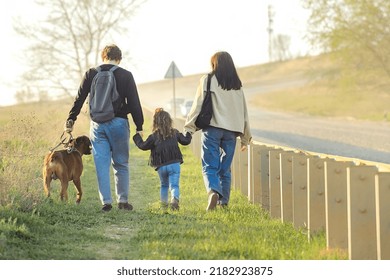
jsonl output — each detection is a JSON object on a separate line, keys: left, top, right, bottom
{"left": 65, "top": 44, "right": 144, "bottom": 212}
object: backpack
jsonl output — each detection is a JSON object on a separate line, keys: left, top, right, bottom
{"left": 89, "top": 65, "right": 121, "bottom": 123}
{"left": 195, "top": 73, "right": 213, "bottom": 129}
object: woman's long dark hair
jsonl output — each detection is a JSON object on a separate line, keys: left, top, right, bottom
{"left": 210, "top": 51, "right": 242, "bottom": 90}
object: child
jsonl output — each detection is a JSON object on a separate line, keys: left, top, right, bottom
{"left": 133, "top": 108, "right": 192, "bottom": 210}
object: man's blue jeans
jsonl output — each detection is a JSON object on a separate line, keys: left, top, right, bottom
{"left": 90, "top": 117, "right": 130, "bottom": 205}
{"left": 201, "top": 126, "right": 237, "bottom": 205}
{"left": 157, "top": 162, "right": 180, "bottom": 203}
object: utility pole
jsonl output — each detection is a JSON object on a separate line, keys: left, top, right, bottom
{"left": 267, "top": 5, "right": 274, "bottom": 62}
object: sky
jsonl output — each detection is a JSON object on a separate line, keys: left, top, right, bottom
{"left": 0, "top": 0, "right": 311, "bottom": 106}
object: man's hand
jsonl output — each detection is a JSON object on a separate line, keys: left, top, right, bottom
{"left": 240, "top": 144, "right": 247, "bottom": 152}
{"left": 136, "top": 130, "right": 143, "bottom": 138}
{"left": 64, "top": 119, "right": 74, "bottom": 133}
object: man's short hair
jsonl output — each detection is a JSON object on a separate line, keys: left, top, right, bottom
{"left": 101, "top": 44, "right": 122, "bottom": 61}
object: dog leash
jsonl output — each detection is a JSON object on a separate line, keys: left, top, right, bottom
{"left": 49, "top": 132, "right": 74, "bottom": 152}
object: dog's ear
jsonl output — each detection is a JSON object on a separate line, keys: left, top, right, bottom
{"left": 68, "top": 138, "right": 76, "bottom": 146}
{"left": 82, "top": 136, "right": 91, "bottom": 144}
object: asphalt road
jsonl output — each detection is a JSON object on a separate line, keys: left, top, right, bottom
{"left": 247, "top": 108, "right": 390, "bottom": 164}
{"left": 242, "top": 80, "right": 390, "bottom": 165}
{"left": 138, "top": 78, "right": 390, "bottom": 165}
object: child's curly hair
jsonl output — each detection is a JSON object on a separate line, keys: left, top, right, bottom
{"left": 153, "top": 108, "right": 174, "bottom": 140}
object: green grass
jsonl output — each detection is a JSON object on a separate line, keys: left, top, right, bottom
{"left": 0, "top": 139, "right": 347, "bottom": 260}
{"left": 0, "top": 103, "right": 347, "bottom": 260}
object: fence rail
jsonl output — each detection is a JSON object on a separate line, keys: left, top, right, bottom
{"left": 174, "top": 115, "right": 390, "bottom": 260}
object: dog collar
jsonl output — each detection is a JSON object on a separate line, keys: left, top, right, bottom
{"left": 67, "top": 147, "right": 82, "bottom": 156}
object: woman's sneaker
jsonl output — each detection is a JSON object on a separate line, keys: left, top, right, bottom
{"left": 206, "top": 192, "right": 219, "bottom": 211}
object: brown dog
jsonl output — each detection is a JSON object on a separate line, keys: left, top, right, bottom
{"left": 43, "top": 135, "right": 91, "bottom": 203}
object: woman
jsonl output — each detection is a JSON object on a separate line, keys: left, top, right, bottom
{"left": 184, "top": 51, "right": 252, "bottom": 211}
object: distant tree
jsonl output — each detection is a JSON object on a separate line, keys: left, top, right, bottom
{"left": 303, "top": 0, "right": 390, "bottom": 79}
{"left": 14, "top": 0, "right": 146, "bottom": 100}
{"left": 273, "top": 34, "right": 292, "bottom": 61}
{"left": 14, "top": 89, "right": 35, "bottom": 104}
{"left": 38, "top": 90, "right": 50, "bottom": 102}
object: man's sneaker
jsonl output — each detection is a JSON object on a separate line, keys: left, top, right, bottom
{"left": 170, "top": 198, "right": 180, "bottom": 211}
{"left": 206, "top": 191, "right": 219, "bottom": 211}
{"left": 118, "top": 202, "right": 133, "bottom": 211}
{"left": 102, "top": 204, "right": 112, "bottom": 212}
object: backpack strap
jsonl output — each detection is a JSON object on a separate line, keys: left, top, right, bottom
{"left": 109, "top": 65, "right": 119, "bottom": 72}
{"left": 94, "top": 65, "right": 118, "bottom": 73}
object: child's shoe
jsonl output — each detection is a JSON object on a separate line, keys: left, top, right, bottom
{"left": 160, "top": 201, "right": 169, "bottom": 210}
{"left": 170, "top": 198, "right": 179, "bottom": 210}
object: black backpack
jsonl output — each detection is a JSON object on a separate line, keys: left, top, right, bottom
{"left": 195, "top": 73, "right": 213, "bottom": 129}
{"left": 89, "top": 65, "right": 121, "bottom": 123}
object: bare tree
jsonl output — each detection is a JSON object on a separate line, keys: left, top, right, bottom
{"left": 14, "top": 0, "right": 146, "bottom": 100}
{"left": 15, "top": 89, "right": 35, "bottom": 104}
{"left": 273, "top": 34, "right": 292, "bottom": 62}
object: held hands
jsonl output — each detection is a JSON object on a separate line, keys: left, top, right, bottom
{"left": 136, "top": 131, "right": 143, "bottom": 138}
{"left": 64, "top": 119, "right": 74, "bottom": 133}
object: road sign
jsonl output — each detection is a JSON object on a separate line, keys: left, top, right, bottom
{"left": 164, "top": 61, "right": 183, "bottom": 118}
{"left": 164, "top": 61, "right": 183, "bottom": 79}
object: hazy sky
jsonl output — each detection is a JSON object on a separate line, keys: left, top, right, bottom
{"left": 0, "top": 0, "right": 311, "bottom": 106}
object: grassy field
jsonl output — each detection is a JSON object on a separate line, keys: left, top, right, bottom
{"left": 139, "top": 54, "right": 390, "bottom": 122}
{"left": 0, "top": 102, "right": 347, "bottom": 260}
{"left": 243, "top": 55, "right": 390, "bottom": 121}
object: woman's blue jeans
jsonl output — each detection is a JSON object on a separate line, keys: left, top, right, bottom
{"left": 90, "top": 117, "right": 130, "bottom": 205}
{"left": 201, "top": 126, "right": 237, "bottom": 205}
{"left": 157, "top": 162, "right": 180, "bottom": 203}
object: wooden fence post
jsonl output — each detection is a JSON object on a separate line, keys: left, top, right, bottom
{"left": 307, "top": 157, "right": 327, "bottom": 237}
{"left": 347, "top": 165, "right": 378, "bottom": 260}
{"left": 292, "top": 153, "right": 309, "bottom": 230}
{"left": 231, "top": 141, "right": 241, "bottom": 190}
{"left": 324, "top": 160, "right": 352, "bottom": 250}
{"left": 249, "top": 144, "right": 262, "bottom": 204}
{"left": 280, "top": 151, "right": 294, "bottom": 223}
{"left": 269, "top": 149, "right": 282, "bottom": 219}
{"left": 259, "top": 147, "right": 271, "bottom": 211}
{"left": 375, "top": 172, "right": 390, "bottom": 260}
{"left": 238, "top": 144, "right": 249, "bottom": 197}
